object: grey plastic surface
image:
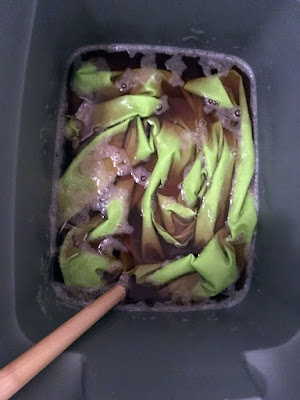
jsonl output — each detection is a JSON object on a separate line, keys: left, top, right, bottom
{"left": 0, "top": 1, "right": 299, "bottom": 399}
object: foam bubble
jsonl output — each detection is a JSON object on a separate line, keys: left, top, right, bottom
{"left": 140, "top": 53, "right": 156, "bottom": 69}
{"left": 154, "top": 94, "right": 170, "bottom": 115}
{"left": 115, "top": 68, "right": 139, "bottom": 92}
{"left": 89, "top": 140, "right": 132, "bottom": 177}
{"left": 94, "top": 57, "right": 110, "bottom": 72}
{"left": 94, "top": 184, "right": 134, "bottom": 235}
{"left": 165, "top": 55, "right": 187, "bottom": 87}
{"left": 136, "top": 54, "right": 162, "bottom": 87}
{"left": 119, "top": 223, "right": 134, "bottom": 235}
{"left": 98, "top": 236, "right": 128, "bottom": 256}
{"left": 108, "top": 260, "right": 123, "bottom": 273}
{"left": 80, "top": 153, "right": 104, "bottom": 176}
{"left": 79, "top": 146, "right": 117, "bottom": 190}
{"left": 131, "top": 167, "right": 150, "bottom": 187}
{"left": 127, "top": 49, "right": 138, "bottom": 59}
{"left": 203, "top": 99, "right": 241, "bottom": 138}
{"left": 95, "top": 185, "right": 122, "bottom": 213}
{"left": 190, "top": 118, "right": 208, "bottom": 148}
{"left": 198, "top": 56, "right": 233, "bottom": 77}
{"left": 110, "top": 148, "right": 132, "bottom": 176}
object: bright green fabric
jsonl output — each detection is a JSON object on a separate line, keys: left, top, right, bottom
{"left": 89, "top": 198, "right": 123, "bottom": 240}
{"left": 141, "top": 121, "right": 182, "bottom": 256}
{"left": 147, "top": 232, "right": 237, "bottom": 297}
{"left": 226, "top": 71, "right": 257, "bottom": 243}
{"left": 73, "top": 62, "right": 120, "bottom": 99}
{"left": 194, "top": 121, "right": 235, "bottom": 246}
{"left": 184, "top": 76, "right": 233, "bottom": 107}
{"left": 60, "top": 219, "right": 121, "bottom": 287}
{"left": 182, "top": 155, "right": 204, "bottom": 207}
{"left": 58, "top": 62, "right": 257, "bottom": 299}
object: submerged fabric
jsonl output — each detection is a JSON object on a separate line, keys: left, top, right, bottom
{"left": 58, "top": 61, "right": 257, "bottom": 300}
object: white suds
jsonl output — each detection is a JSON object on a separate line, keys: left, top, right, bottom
{"left": 98, "top": 236, "right": 128, "bottom": 256}
{"left": 154, "top": 94, "right": 170, "bottom": 115}
{"left": 165, "top": 55, "right": 187, "bottom": 87}
{"left": 131, "top": 167, "right": 150, "bottom": 187}
{"left": 140, "top": 53, "right": 156, "bottom": 69}
{"left": 204, "top": 99, "right": 241, "bottom": 138}
{"left": 109, "top": 148, "right": 132, "bottom": 176}
{"left": 198, "top": 56, "right": 233, "bottom": 77}
{"left": 127, "top": 49, "right": 137, "bottom": 58}
{"left": 94, "top": 57, "right": 110, "bottom": 71}
{"left": 115, "top": 68, "right": 139, "bottom": 92}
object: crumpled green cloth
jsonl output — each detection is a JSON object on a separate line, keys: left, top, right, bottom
{"left": 58, "top": 61, "right": 257, "bottom": 301}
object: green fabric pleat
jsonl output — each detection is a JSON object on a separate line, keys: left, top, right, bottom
{"left": 73, "top": 62, "right": 121, "bottom": 99}
{"left": 184, "top": 76, "right": 233, "bottom": 107}
{"left": 89, "top": 198, "right": 124, "bottom": 240}
{"left": 60, "top": 218, "right": 122, "bottom": 287}
{"left": 135, "top": 117, "right": 155, "bottom": 162}
{"left": 226, "top": 71, "right": 257, "bottom": 243}
{"left": 194, "top": 121, "right": 235, "bottom": 246}
{"left": 181, "top": 155, "right": 204, "bottom": 207}
{"left": 141, "top": 121, "right": 182, "bottom": 258}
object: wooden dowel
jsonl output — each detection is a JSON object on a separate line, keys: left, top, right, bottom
{"left": 0, "top": 284, "right": 126, "bottom": 400}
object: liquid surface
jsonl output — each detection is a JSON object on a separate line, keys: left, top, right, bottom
{"left": 53, "top": 48, "right": 257, "bottom": 307}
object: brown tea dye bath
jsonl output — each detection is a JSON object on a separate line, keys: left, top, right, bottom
{"left": 53, "top": 47, "right": 257, "bottom": 308}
